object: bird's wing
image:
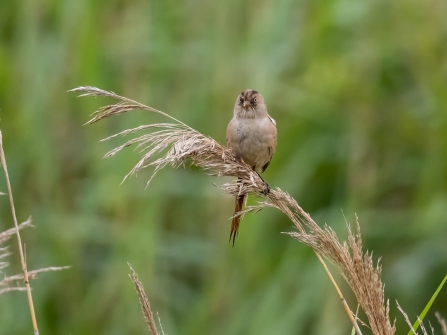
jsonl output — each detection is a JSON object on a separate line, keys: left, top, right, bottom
{"left": 226, "top": 118, "right": 237, "bottom": 148}
{"left": 267, "top": 114, "right": 277, "bottom": 152}
{"left": 260, "top": 115, "right": 278, "bottom": 173}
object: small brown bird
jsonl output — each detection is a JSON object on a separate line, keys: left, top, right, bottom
{"left": 226, "top": 89, "right": 277, "bottom": 244}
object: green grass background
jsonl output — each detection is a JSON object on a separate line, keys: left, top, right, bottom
{"left": 1, "top": 0, "right": 447, "bottom": 334}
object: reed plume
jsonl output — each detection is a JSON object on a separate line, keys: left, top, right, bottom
{"left": 71, "top": 86, "right": 397, "bottom": 335}
{"left": 128, "top": 263, "right": 162, "bottom": 335}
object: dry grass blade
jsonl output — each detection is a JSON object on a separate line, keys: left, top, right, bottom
{"left": 0, "top": 207, "right": 70, "bottom": 297}
{"left": 0, "top": 131, "right": 40, "bottom": 333}
{"left": 288, "top": 217, "right": 396, "bottom": 335}
{"left": 0, "top": 266, "right": 71, "bottom": 287}
{"left": 156, "top": 312, "right": 166, "bottom": 335}
{"left": 0, "top": 219, "right": 70, "bottom": 296}
{"left": 128, "top": 263, "right": 160, "bottom": 335}
{"left": 429, "top": 321, "right": 435, "bottom": 335}
{"left": 1, "top": 131, "right": 70, "bottom": 335}
{"left": 0, "top": 248, "right": 12, "bottom": 270}
{"left": 418, "top": 317, "right": 429, "bottom": 335}
{"left": 0, "top": 218, "right": 33, "bottom": 244}
{"left": 0, "top": 246, "right": 12, "bottom": 270}
{"left": 436, "top": 312, "right": 447, "bottom": 335}
{"left": 397, "top": 302, "right": 419, "bottom": 335}
{"left": 0, "top": 287, "right": 28, "bottom": 295}
{"left": 68, "top": 86, "right": 192, "bottom": 129}
{"left": 73, "top": 86, "right": 396, "bottom": 335}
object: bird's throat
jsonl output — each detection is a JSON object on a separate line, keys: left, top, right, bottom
{"left": 237, "top": 108, "right": 256, "bottom": 119}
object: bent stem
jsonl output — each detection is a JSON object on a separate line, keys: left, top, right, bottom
{"left": 0, "top": 131, "right": 39, "bottom": 335}
{"left": 267, "top": 192, "right": 361, "bottom": 334}
{"left": 315, "top": 251, "right": 362, "bottom": 335}
{"left": 72, "top": 86, "right": 395, "bottom": 335}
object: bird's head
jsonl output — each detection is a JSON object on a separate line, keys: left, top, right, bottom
{"left": 234, "top": 89, "right": 267, "bottom": 118}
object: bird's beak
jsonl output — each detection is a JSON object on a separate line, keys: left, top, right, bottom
{"left": 243, "top": 101, "right": 251, "bottom": 109}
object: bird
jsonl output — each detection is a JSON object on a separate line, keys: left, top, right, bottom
{"left": 226, "top": 89, "right": 277, "bottom": 244}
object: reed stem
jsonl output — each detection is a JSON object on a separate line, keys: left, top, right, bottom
{"left": 0, "top": 131, "right": 39, "bottom": 335}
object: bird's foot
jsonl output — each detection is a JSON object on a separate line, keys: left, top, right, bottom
{"left": 254, "top": 171, "right": 270, "bottom": 195}
{"left": 262, "top": 182, "right": 270, "bottom": 195}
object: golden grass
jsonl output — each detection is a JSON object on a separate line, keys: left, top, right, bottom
{"left": 71, "top": 86, "right": 400, "bottom": 335}
{"left": 436, "top": 312, "right": 447, "bottom": 335}
{"left": 0, "top": 131, "right": 69, "bottom": 334}
{"left": 0, "top": 218, "right": 68, "bottom": 296}
{"left": 128, "top": 263, "right": 162, "bottom": 335}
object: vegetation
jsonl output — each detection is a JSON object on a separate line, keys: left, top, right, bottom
{"left": 1, "top": 0, "right": 446, "bottom": 334}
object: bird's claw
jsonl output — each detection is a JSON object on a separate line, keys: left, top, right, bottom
{"left": 262, "top": 182, "right": 270, "bottom": 195}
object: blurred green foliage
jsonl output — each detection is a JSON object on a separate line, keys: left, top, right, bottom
{"left": 1, "top": 0, "right": 447, "bottom": 334}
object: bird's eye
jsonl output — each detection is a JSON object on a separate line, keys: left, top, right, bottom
{"left": 251, "top": 98, "right": 257, "bottom": 104}
{"left": 239, "top": 98, "right": 243, "bottom": 104}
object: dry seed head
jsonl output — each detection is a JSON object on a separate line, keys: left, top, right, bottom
{"left": 73, "top": 86, "right": 397, "bottom": 335}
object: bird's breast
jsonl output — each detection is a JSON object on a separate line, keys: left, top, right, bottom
{"left": 227, "top": 117, "right": 274, "bottom": 170}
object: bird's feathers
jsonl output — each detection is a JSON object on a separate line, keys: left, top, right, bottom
{"left": 226, "top": 89, "right": 277, "bottom": 244}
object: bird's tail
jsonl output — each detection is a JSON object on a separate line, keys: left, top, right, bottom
{"left": 230, "top": 193, "right": 246, "bottom": 245}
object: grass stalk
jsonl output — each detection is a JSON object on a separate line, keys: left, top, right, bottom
{"left": 0, "top": 131, "right": 39, "bottom": 335}
{"left": 128, "top": 263, "right": 160, "bottom": 335}
{"left": 315, "top": 251, "right": 362, "bottom": 335}
{"left": 71, "top": 86, "right": 397, "bottom": 335}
